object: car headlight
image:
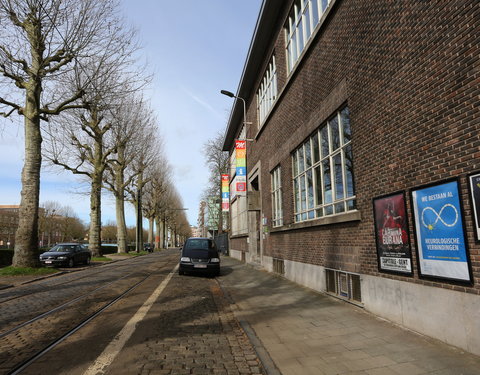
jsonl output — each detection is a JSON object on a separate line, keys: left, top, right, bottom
{"left": 180, "top": 257, "right": 191, "bottom": 262}
{"left": 57, "top": 256, "right": 68, "bottom": 260}
{"left": 210, "top": 258, "right": 220, "bottom": 263}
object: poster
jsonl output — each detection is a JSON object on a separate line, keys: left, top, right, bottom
{"left": 235, "top": 140, "right": 247, "bottom": 196}
{"left": 373, "top": 192, "right": 412, "bottom": 275}
{"left": 221, "top": 174, "right": 230, "bottom": 212}
{"left": 468, "top": 172, "right": 480, "bottom": 241}
{"left": 411, "top": 179, "right": 472, "bottom": 283}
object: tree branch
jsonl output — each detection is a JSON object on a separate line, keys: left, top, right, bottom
{"left": 0, "top": 96, "right": 22, "bottom": 117}
{"left": 41, "top": 90, "right": 84, "bottom": 115}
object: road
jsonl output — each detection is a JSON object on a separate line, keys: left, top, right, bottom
{"left": 0, "top": 250, "right": 263, "bottom": 375}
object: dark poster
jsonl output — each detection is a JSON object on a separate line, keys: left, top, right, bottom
{"left": 373, "top": 192, "right": 413, "bottom": 275}
{"left": 469, "top": 173, "right": 480, "bottom": 241}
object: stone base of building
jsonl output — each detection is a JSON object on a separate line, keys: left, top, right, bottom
{"left": 258, "top": 255, "right": 480, "bottom": 357}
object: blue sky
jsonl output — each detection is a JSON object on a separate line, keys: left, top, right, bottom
{"left": 0, "top": 0, "right": 262, "bottom": 227}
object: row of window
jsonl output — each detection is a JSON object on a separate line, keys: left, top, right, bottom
{"left": 271, "top": 106, "right": 355, "bottom": 227}
{"left": 257, "top": 0, "right": 332, "bottom": 128}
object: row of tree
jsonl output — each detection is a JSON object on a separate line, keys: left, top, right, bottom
{"left": 0, "top": 0, "right": 190, "bottom": 266}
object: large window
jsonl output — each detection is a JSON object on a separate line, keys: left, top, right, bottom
{"left": 257, "top": 55, "right": 278, "bottom": 126}
{"left": 285, "top": 0, "right": 331, "bottom": 74}
{"left": 271, "top": 166, "right": 283, "bottom": 227}
{"left": 292, "top": 106, "right": 355, "bottom": 222}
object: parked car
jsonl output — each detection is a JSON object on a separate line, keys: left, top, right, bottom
{"left": 179, "top": 238, "right": 220, "bottom": 277}
{"left": 144, "top": 243, "right": 153, "bottom": 253}
{"left": 39, "top": 243, "right": 91, "bottom": 268}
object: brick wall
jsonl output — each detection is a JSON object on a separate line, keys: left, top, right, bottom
{"left": 240, "top": 0, "right": 479, "bottom": 294}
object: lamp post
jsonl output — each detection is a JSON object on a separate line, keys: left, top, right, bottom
{"left": 220, "top": 90, "right": 253, "bottom": 141}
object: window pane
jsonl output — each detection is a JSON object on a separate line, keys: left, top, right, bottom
{"left": 300, "top": 175, "right": 307, "bottom": 210}
{"left": 345, "top": 144, "right": 355, "bottom": 197}
{"left": 297, "top": 19, "right": 304, "bottom": 53}
{"left": 298, "top": 147, "right": 305, "bottom": 172}
{"left": 314, "top": 165, "right": 322, "bottom": 206}
{"left": 341, "top": 107, "right": 351, "bottom": 143}
{"left": 320, "top": 126, "right": 329, "bottom": 159}
{"left": 316, "top": 208, "right": 323, "bottom": 217}
{"left": 312, "top": 132, "right": 320, "bottom": 163}
{"left": 330, "top": 115, "right": 340, "bottom": 151}
{"left": 321, "top": 0, "right": 328, "bottom": 13}
{"left": 307, "top": 169, "right": 314, "bottom": 208}
{"left": 304, "top": 5, "right": 311, "bottom": 40}
{"left": 293, "top": 151, "right": 298, "bottom": 176}
{"left": 294, "top": 179, "right": 300, "bottom": 212}
{"left": 335, "top": 202, "right": 345, "bottom": 214}
{"left": 308, "top": 210, "right": 315, "bottom": 219}
{"left": 334, "top": 153, "right": 344, "bottom": 200}
{"left": 305, "top": 140, "right": 312, "bottom": 168}
{"left": 322, "top": 159, "right": 332, "bottom": 204}
{"left": 347, "top": 199, "right": 356, "bottom": 211}
{"left": 325, "top": 205, "right": 333, "bottom": 215}
{"left": 312, "top": 0, "right": 319, "bottom": 26}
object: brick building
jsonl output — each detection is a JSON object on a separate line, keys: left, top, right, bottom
{"left": 222, "top": 0, "right": 479, "bottom": 355}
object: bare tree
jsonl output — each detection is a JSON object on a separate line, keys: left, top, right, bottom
{"left": 43, "top": 24, "right": 144, "bottom": 257}
{"left": 202, "top": 131, "right": 230, "bottom": 234}
{"left": 0, "top": 0, "right": 123, "bottom": 267}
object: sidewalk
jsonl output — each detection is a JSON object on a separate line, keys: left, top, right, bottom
{"left": 219, "top": 256, "right": 480, "bottom": 375}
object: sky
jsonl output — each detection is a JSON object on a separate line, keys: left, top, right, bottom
{"left": 0, "top": 0, "right": 262, "bottom": 228}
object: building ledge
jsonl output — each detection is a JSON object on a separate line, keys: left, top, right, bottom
{"left": 270, "top": 211, "right": 361, "bottom": 233}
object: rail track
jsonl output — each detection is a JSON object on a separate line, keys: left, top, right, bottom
{"left": 0, "top": 252, "right": 178, "bottom": 375}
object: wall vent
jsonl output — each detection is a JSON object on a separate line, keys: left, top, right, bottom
{"left": 273, "top": 258, "right": 285, "bottom": 275}
{"left": 325, "top": 269, "right": 362, "bottom": 303}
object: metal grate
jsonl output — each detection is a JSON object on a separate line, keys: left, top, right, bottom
{"left": 325, "top": 269, "right": 362, "bottom": 303}
{"left": 273, "top": 258, "right": 285, "bottom": 275}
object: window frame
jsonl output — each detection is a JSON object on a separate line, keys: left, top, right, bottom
{"left": 292, "top": 106, "right": 355, "bottom": 223}
{"left": 271, "top": 166, "right": 283, "bottom": 227}
{"left": 257, "top": 55, "right": 278, "bottom": 127}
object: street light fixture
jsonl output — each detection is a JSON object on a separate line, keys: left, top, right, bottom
{"left": 220, "top": 90, "right": 253, "bottom": 142}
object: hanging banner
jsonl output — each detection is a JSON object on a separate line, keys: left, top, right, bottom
{"left": 235, "top": 140, "right": 247, "bottom": 196}
{"left": 372, "top": 192, "right": 413, "bottom": 275}
{"left": 468, "top": 172, "right": 480, "bottom": 242}
{"left": 221, "top": 174, "right": 230, "bottom": 212}
{"left": 411, "top": 179, "right": 472, "bottom": 284}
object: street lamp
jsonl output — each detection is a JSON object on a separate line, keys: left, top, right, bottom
{"left": 220, "top": 90, "right": 253, "bottom": 142}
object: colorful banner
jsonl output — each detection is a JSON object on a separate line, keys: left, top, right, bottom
{"left": 411, "top": 180, "right": 472, "bottom": 283}
{"left": 235, "top": 140, "right": 247, "bottom": 196}
{"left": 373, "top": 192, "right": 412, "bottom": 275}
{"left": 221, "top": 174, "right": 230, "bottom": 212}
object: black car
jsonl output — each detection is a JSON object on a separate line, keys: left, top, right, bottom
{"left": 39, "top": 243, "right": 91, "bottom": 268}
{"left": 179, "top": 238, "right": 220, "bottom": 277}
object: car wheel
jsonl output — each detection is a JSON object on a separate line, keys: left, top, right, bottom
{"left": 68, "top": 258, "right": 74, "bottom": 268}
{"left": 85, "top": 257, "right": 91, "bottom": 265}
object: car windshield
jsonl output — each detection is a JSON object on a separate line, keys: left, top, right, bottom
{"left": 183, "top": 239, "right": 218, "bottom": 258}
{"left": 50, "top": 245, "right": 76, "bottom": 253}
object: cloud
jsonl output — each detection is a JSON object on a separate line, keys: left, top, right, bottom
{"left": 180, "top": 86, "right": 224, "bottom": 120}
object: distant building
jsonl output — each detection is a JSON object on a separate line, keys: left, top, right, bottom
{"left": 222, "top": 0, "right": 480, "bottom": 356}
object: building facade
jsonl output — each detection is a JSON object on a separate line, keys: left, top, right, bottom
{"left": 223, "top": 0, "right": 479, "bottom": 355}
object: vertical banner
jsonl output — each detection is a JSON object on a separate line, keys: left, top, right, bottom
{"left": 221, "top": 174, "right": 230, "bottom": 212}
{"left": 235, "top": 140, "right": 247, "bottom": 195}
{"left": 372, "top": 192, "right": 412, "bottom": 275}
{"left": 411, "top": 179, "right": 472, "bottom": 284}
{"left": 468, "top": 172, "right": 480, "bottom": 241}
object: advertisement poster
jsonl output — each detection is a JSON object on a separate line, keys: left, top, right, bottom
{"left": 373, "top": 192, "right": 412, "bottom": 275}
{"left": 468, "top": 172, "right": 480, "bottom": 241}
{"left": 411, "top": 179, "right": 472, "bottom": 283}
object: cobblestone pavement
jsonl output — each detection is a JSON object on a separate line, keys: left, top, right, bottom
{"left": 103, "top": 270, "right": 264, "bottom": 375}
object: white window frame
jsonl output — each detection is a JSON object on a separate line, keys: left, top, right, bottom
{"left": 257, "top": 55, "right": 278, "bottom": 127}
{"left": 271, "top": 166, "right": 283, "bottom": 227}
{"left": 285, "top": 0, "right": 332, "bottom": 74}
{"left": 292, "top": 107, "right": 355, "bottom": 223}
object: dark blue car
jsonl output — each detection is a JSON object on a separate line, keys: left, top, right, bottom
{"left": 40, "top": 243, "right": 91, "bottom": 268}
{"left": 179, "top": 238, "right": 220, "bottom": 277}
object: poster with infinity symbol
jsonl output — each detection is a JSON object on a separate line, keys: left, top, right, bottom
{"left": 411, "top": 180, "right": 472, "bottom": 283}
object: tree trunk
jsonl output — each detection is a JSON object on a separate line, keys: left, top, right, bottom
{"left": 116, "top": 194, "right": 127, "bottom": 253}
{"left": 114, "top": 154, "right": 127, "bottom": 253}
{"left": 12, "top": 83, "right": 42, "bottom": 267}
{"left": 155, "top": 216, "right": 162, "bottom": 249}
{"left": 89, "top": 171, "right": 103, "bottom": 257}
{"left": 148, "top": 217, "right": 154, "bottom": 244}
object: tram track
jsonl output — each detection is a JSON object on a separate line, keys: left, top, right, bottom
{"left": 0, "top": 253, "right": 178, "bottom": 375}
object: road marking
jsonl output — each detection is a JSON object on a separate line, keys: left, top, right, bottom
{"left": 83, "top": 265, "right": 178, "bottom": 375}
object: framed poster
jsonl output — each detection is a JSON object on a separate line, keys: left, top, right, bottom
{"left": 373, "top": 192, "right": 413, "bottom": 275}
{"left": 468, "top": 172, "right": 480, "bottom": 242}
{"left": 411, "top": 179, "right": 473, "bottom": 284}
